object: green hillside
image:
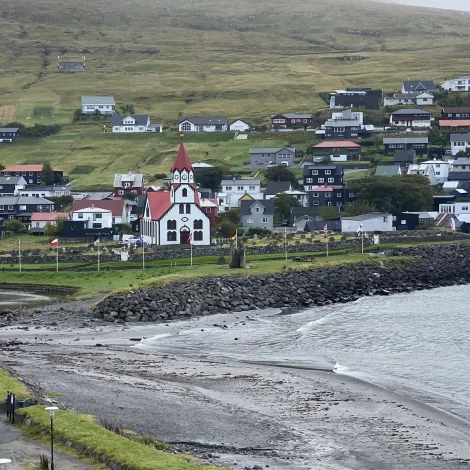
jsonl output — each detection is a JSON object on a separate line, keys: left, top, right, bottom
{"left": 1, "top": 0, "right": 469, "bottom": 186}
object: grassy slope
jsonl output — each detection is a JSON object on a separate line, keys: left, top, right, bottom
{"left": 0, "top": 368, "right": 31, "bottom": 403}
{"left": 0, "top": 0, "right": 469, "bottom": 187}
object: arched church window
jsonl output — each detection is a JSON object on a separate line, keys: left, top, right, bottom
{"left": 194, "top": 231, "right": 203, "bottom": 241}
{"left": 182, "top": 188, "right": 188, "bottom": 197}
{"left": 193, "top": 219, "right": 203, "bottom": 230}
{"left": 167, "top": 231, "right": 177, "bottom": 241}
{"left": 179, "top": 204, "right": 184, "bottom": 214}
{"left": 167, "top": 220, "right": 176, "bottom": 230}
{"left": 186, "top": 204, "right": 191, "bottom": 214}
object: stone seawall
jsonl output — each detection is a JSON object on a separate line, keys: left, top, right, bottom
{"left": 93, "top": 243, "right": 470, "bottom": 323}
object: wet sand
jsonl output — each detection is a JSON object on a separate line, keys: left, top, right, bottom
{"left": 1, "top": 300, "right": 470, "bottom": 469}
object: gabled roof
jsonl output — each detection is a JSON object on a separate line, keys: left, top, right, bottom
{"left": 221, "top": 178, "right": 260, "bottom": 185}
{"left": 313, "top": 141, "right": 360, "bottom": 148}
{"left": 391, "top": 92, "right": 434, "bottom": 99}
{"left": 341, "top": 212, "right": 391, "bottom": 221}
{"left": 324, "top": 119, "right": 361, "bottom": 128}
{"left": 0, "top": 128, "right": 19, "bottom": 132}
{"left": 30, "top": 212, "right": 69, "bottom": 221}
{"left": 111, "top": 115, "right": 149, "bottom": 127}
{"left": 240, "top": 199, "right": 275, "bottom": 216}
{"left": 440, "top": 120, "right": 470, "bottom": 128}
{"left": 229, "top": 119, "right": 251, "bottom": 125}
{"left": 390, "top": 109, "right": 431, "bottom": 115}
{"left": 383, "top": 137, "right": 428, "bottom": 144}
{"left": 71, "top": 199, "right": 125, "bottom": 217}
{"left": 450, "top": 134, "right": 470, "bottom": 142}
{"left": 249, "top": 147, "right": 295, "bottom": 154}
{"left": 2, "top": 165, "right": 62, "bottom": 172}
{"left": 402, "top": 81, "right": 436, "bottom": 93}
{"left": 264, "top": 181, "right": 291, "bottom": 196}
{"left": 171, "top": 143, "right": 193, "bottom": 172}
{"left": 81, "top": 96, "right": 115, "bottom": 105}
{"left": 180, "top": 117, "right": 228, "bottom": 126}
{"left": 0, "top": 176, "right": 26, "bottom": 185}
{"left": 0, "top": 196, "right": 54, "bottom": 205}
{"left": 442, "top": 107, "right": 470, "bottom": 113}
{"left": 146, "top": 191, "right": 172, "bottom": 220}
{"left": 375, "top": 165, "right": 401, "bottom": 176}
{"left": 114, "top": 172, "right": 144, "bottom": 187}
{"left": 271, "top": 113, "right": 312, "bottom": 119}
{"left": 453, "top": 158, "right": 470, "bottom": 165}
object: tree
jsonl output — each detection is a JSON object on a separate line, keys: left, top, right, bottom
{"left": 215, "top": 209, "right": 241, "bottom": 237}
{"left": 274, "top": 194, "right": 300, "bottom": 223}
{"left": 55, "top": 217, "right": 66, "bottom": 236}
{"left": 44, "top": 221, "right": 56, "bottom": 236}
{"left": 218, "top": 208, "right": 241, "bottom": 226}
{"left": 123, "top": 191, "right": 136, "bottom": 201}
{"left": 194, "top": 167, "right": 224, "bottom": 192}
{"left": 216, "top": 219, "right": 239, "bottom": 238}
{"left": 322, "top": 155, "right": 332, "bottom": 164}
{"left": 428, "top": 126, "right": 447, "bottom": 146}
{"left": 343, "top": 201, "right": 378, "bottom": 217}
{"left": 319, "top": 206, "right": 340, "bottom": 221}
{"left": 348, "top": 175, "right": 433, "bottom": 213}
{"left": 5, "top": 219, "right": 24, "bottom": 234}
{"left": 265, "top": 166, "right": 298, "bottom": 188}
{"left": 40, "top": 161, "right": 56, "bottom": 186}
{"left": 457, "top": 149, "right": 470, "bottom": 158}
{"left": 49, "top": 195, "right": 74, "bottom": 210}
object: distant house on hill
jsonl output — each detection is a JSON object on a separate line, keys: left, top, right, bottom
{"left": 329, "top": 89, "right": 379, "bottom": 110}
{"left": 401, "top": 80, "right": 437, "bottom": 94}
{"left": 111, "top": 115, "right": 161, "bottom": 133}
{"left": 270, "top": 114, "right": 312, "bottom": 130}
{"left": 1, "top": 165, "right": 68, "bottom": 185}
{"left": 0, "top": 127, "right": 20, "bottom": 143}
{"left": 248, "top": 147, "right": 296, "bottom": 167}
{"left": 384, "top": 92, "right": 434, "bottom": 107}
{"left": 389, "top": 109, "right": 431, "bottom": 128}
{"left": 179, "top": 117, "right": 228, "bottom": 132}
{"left": 58, "top": 60, "right": 85, "bottom": 71}
{"left": 441, "top": 76, "right": 470, "bottom": 92}
{"left": 383, "top": 137, "right": 428, "bottom": 155}
{"left": 229, "top": 120, "right": 252, "bottom": 132}
{"left": 441, "top": 107, "right": 470, "bottom": 120}
{"left": 114, "top": 172, "right": 144, "bottom": 197}
{"left": 241, "top": 199, "right": 275, "bottom": 231}
{"left": 81, "top": 96, "right": 115, "bottom": 115}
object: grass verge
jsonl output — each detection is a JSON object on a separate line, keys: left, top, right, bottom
{"left": 17, "top": 406, "right": 224, "bottom": 470}
{"left": 0, "top": 367, "right": 32, "bottom": 403}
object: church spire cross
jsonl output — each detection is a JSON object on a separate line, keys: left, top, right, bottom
{"left": 171, "top": 142, "right": 193, "bottom": 172}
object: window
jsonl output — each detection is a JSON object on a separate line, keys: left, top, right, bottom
{"left": 78, "top": 213, "right": 83, "bottom": 219}
{"left": 119, "top": 190, "right": 124, "bottom": 195}
{"left": 182, "top": 188, "right": 188, "bottom": 197}
{"left": 194, "top": 231, "right": 203, "bottom": 241}
{"left": 272, "top": 119, "right": 285, "bottom": 124}
{"left": 337, "top": 192, "right": 342, "bottom": 198}
{"left": 401, "top": 220, "right": 406, "bottom": 225}
{"left": 325, "top": 193, "right": 331, "bottom": 198}
{"left": 94, "top": 214, "right": 102, "bottom": 219}
{"left": 194, "top": 219, "right": 203, "bottom": 230}
{"left": 186, "top": 204, "right": 191, "bottom": 214}
{"left": 325, "top": 170, "right": 331, "bottom": 175}
{"left": 19, "top": 205, "right": 26, "bottom": 210}
{"left": 313, "top": 201, "right": 319, "bottom": 206}
{"left": 8, "top": 215, "right": 14, "bottom": 220}
{"left": 124, "top": 182, "right": 131, "bottom": 188}
{"left": 167, "top": 231, "right": 177, "bottom": 241}
{"left": 181, "top": 121, "right": 192, "bottom": 131}
{"left": 249, "top": 186, "right": 256, "bottom": 190}
{"left": 179, "top": 204, "right": 184, "bottom": 214}
{"left": 306, "top": 178, "right": 313, "bottom": 183}
{"left": 29, "top": 179, "right": 33, "bottom": 184}
{"left": 225, "top": 186, "right": 232, "bottom": 191}
{"left": 383, "top": 216, "right": 388, "bottom": 222}
{"left": 349, "top": 192, "right": 355, "bottom": 197}
{"left": 8, "top": 205, "right": 13, "bottom": 210}
{"left": 22, "top": 172, "right": 26, "bottom": 176}
{"left": 237, "top": 186, "right": 244, "bottom": 191}
{"left": 312, "top": 192, "right": 319, "bottom": 197}
{"left": 318, "top": 178, "right": 324, "bottom": 183}
{"left": 167, "top": 220, "right": 177, "bottom": 230}
{"left": 255, "top": 207, "right": 260, "bottom": 212}
{"left": 311, "top": 170, "right": 318, "bottom": 175}
{"left": 463, "top": 206, "right": 469, "bottom": 211}
{"left": 262, "top": 217, "right": 268, "bottom": 223}
{"left": 246, "top": 217, "right": 254, "bottom": 224}
{"left": 0, "top": 206, "right": 3, "bottom": 210}
{"left": 328, "top": 178, "right": 334, "bottom": 183}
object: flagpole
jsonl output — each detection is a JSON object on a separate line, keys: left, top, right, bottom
{"left": 326, "top": 231, "right": 328, "bottom": 257}
{"left": 18, "top": 240, "right": 21, "bottom": 273}
{"left": 97, "top": 240, "right": 100, "bottom": 272}
{"left": 142, "top": 239, "right": 145, "bottom": 270}
{"left": 361, "top": 231, "right": 364, "bottom": 255}
{"left": 190, "top": 238, "right": 193, "bottom": 266}
{"left": 56, "top": 240, "right": 59, "bottom": 272}
{"left": 284, "top": 226, "right": 287, "bottom": 261}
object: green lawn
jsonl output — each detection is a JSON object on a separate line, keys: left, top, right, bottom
{"left": 0, "top": 368, "right": 31, "bottom": 403}
{"left": 17, "top": 406, "right": 224, "bottom": 470}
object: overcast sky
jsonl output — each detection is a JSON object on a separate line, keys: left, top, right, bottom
{"left": 375, "top": 0, "right": 470, "bottom": 11}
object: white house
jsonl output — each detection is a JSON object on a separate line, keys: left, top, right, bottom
{"left": 450, "top": 134, "right": 470, "bottom": 156}
{"left": 384, "top": 92, "right": 434, "bottom": 107}
{"left": 179, "top": 117, "right": 228, "bottom": 132}
{"left": 419, "top": 159, "right": 453, "bottom": 184}
{"left": 341, "top": 213, "right": 393, "bottom": 233}
{"left": 0, "top": 176, "right": 27, "bottom": 195}
{"left": 141, "top": 143, "right": 211, "bottom": 246}
{"left": 219, "top": 177, "right": 263, "bottom": 211}
{"left": 401, "top": 81, "right": 437, "bottom": 94}
{"left": 81, "top": 96, "right": 115, "bottom": 115}
{"left": 439, "top": 202, "right": 470, "bottom": 215}
{"left": 19, "top": 186, "right": 71, "bottom": 198}
{"left": 229, "top": 119, "right": 251, "bottom": 132}
{"left": 407, "top": 163, "right": 438, "bottom": 185}
{"left": 441, "top": 76, "right": 470, "bottom": 92}
{"left": 111, "top": 115, "right": 155, "bottom": 133}
{"left": 30, "top": 212, "right": 69, "bottom": 230}
{"left": 389, "top": 109, "right": 432, "bottom": 128}
{"left": 71, "top": 207, "right": 113, "bottom": 229}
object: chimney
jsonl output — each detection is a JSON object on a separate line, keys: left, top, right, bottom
{"left": 91, "top": 204, "right": 94, "bottom": 209}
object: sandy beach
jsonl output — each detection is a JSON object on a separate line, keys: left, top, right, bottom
{"left": 2, "top": 299, "right": 470, "bottom": 469}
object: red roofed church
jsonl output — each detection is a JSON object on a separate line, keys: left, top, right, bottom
{"left": 141, "top": 143, "right": 211, "bottom": 245}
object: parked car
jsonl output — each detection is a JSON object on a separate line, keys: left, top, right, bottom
{"left": 121, "top": 235, "right": 142, "bottom": 247}
{"left": 385, "top": 126, "right": 398, "bottom": 131}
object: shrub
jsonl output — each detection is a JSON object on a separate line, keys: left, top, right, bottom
{"left": 153, "top": 173, "right": 167, "bottom": 180}
{"left": 39, "top": 454, "right": 49, "bottom": 469}
{"left": 247, "top": 228, "right": 272, "bottom": 237}
{"left": 70, "top": 165, "right": 96, "bottom": 174}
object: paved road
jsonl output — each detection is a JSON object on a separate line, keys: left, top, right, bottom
{"left": 0, "top": 418, "right": 93, "bottom": 470}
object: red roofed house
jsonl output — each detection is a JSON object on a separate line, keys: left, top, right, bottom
{"left": 142, "top": 143, "right": 211, "bottom": 246}
{"left": 1, "top": 165, "right": 68, "bottom": 185}
{"left": 439, "top": 120, "right": 470, "bottom": 133}
{"left": 71, "top": 199, "right": 130, "bottom": 224}
{"left": 30, "top": 212, "right": 70, "bottom": 232}
{"left": 312, "top": 141, "right": 361, "bottom": 162}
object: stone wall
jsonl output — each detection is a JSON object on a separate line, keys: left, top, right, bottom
{"left": 94, "top": 243, "right": 470, "bottom": 323}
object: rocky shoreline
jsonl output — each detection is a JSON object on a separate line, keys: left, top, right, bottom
{"left": 94, "top": 243, "right": 470, "bottom": 323}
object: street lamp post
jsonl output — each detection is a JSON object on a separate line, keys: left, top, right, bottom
{"left": 45, "top": 406, "right": 59, "bottom": 470}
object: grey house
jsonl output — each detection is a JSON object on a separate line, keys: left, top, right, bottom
{"left": 0, "top": 196, "right": 54, "bottom": 222}
{"left": 0, "top": 176, "right": 27, "bottom": 195}
{"left": 248, "top": 147, "right": 296, "bottom": 167}
{"left": 393, "top": 149, "right": 417, "bottom": 168}
{"left": 241, "top": 199, "right": 275, "bottom": 231}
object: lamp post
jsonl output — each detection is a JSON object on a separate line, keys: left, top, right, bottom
{"left": 45, "top": 406, "right": 59, "bottom": 470}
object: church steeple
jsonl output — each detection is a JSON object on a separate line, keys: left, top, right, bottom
{"left": 170, "top": 143, "right": 195, "bottom": 203}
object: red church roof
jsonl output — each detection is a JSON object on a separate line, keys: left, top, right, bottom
{"left": 171, "top": 143, "right": 193, "bottom": 172}
{"left": 147, "top": 191, "right": 172, "bottom": 220}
